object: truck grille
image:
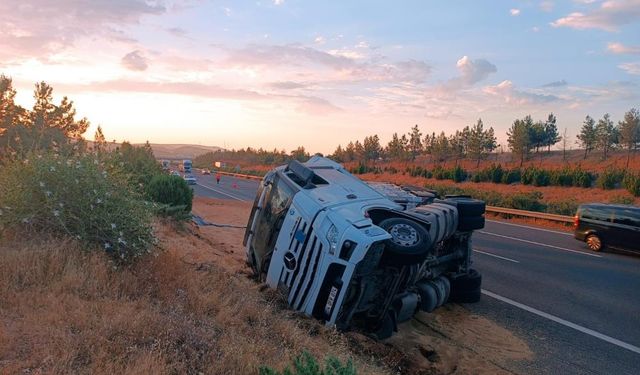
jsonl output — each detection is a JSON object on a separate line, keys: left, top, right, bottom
{"left": 282, "top": 222, "right": 324, "bottom": 311}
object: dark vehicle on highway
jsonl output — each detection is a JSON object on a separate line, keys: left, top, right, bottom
{"left": 574, "top": 203, "right": 640, "bottom": 253}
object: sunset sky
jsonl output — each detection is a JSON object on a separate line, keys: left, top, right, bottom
{"left": 1, "top": 0, "right": 639, "bottom": 153}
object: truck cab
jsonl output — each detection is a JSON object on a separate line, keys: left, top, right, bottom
{"left": 244, "top": 156, "right": 485, "bottom": 338}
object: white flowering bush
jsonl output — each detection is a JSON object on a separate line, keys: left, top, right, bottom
{"left": 0, "top": 152, "right": 155, "bottom": 263}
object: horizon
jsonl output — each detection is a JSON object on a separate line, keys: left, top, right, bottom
{"left": 2, "top": 0, "right": 639, "bottom": 153}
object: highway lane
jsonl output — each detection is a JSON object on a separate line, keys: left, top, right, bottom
{"left": 472, "top": 220, "right": 640, "bottom": 374}
{"left": 190, "top": 171, "right": 259, "bottom": 202}
{"left": 186, "top": 172, "right": 640, "bottom": 374}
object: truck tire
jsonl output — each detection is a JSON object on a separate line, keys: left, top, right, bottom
{"left": 449, "top": 269, "right": 482, "bottom": 303}
{"left": 378, "top": 217, "right": 432, "bottom": 265}
{"left": 437, "top": 198, "right": 486, "bottom": 217}
{"left": 458, "top": 216, "right": 485, "bottom": 231}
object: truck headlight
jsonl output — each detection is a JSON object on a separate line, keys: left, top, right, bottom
{"left": 326, "top": 224, "right": 339, "bottom": 255}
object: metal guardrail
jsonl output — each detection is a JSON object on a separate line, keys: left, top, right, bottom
{"left": 486, "top": 206, "right": 574, "bottom": 223}
{"left": 204, "top": 170, "right": 574, "bottom": 224}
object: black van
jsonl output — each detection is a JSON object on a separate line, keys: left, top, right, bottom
{"left": 574, "top": 203, "right": 640, "bottom": 253}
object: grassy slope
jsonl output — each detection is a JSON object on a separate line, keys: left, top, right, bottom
{"left": 0, "top": 231, "right": 391, "bottom": 375}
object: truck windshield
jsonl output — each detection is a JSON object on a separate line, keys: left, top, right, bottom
{"left": 250, "top": 174, "right": 296, "bottom": 264}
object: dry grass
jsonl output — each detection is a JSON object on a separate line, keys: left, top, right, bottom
{"left": 0, "top": 231, "right": 392, "bottom": 375}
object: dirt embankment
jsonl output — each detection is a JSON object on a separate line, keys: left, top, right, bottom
{"left": 0, "top": 196, "right": 533, "bottom": 374}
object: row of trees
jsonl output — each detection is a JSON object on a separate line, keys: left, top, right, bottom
{"left": 331, "top": 121, "right": 498, "bottom": 167}
{"left": 193, "top": 146, "right": 312, "bottom": 168}
{"left": 575, "top": 110, "right": 640, "bottom": 165}
{"left": 506, "top": 114, "right": 560, "bottom": 166}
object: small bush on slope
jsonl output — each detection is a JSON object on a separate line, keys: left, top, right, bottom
{"left": 0, "top": 153, "right": 154, "bottom": 262}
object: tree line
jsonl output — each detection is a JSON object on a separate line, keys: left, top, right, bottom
{"left": 574, "top": 110, "right": 640, "bottom": 166}
{"left": 331, "top": 121, "right": 498, "bottom": 167}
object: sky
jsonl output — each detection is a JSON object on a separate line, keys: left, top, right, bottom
{"left": 1, "top": 0, "right": 639, "bottom": 153}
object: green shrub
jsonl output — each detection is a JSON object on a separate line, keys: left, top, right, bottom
{"left": 501, "top": 169, "right": 521, "bottom": 184}
{"left": 105, "top": 142, "right": 162, "bottom": 192}
{"left": 546, "top": 199, "right": 579, "bottom": 216}
{"left": 572, "top": 169, "right": 592, "bottom": 188}
{"left": 503, "top": 191, "right": 545, "bottom": 212}
{"left": 623, "top": 173, "right": 640, "bottom": 197}
{"left": 610, "top": 194, "right": 635, "bottom": 204}
{"left": 146, "top": 174, "right": 194, "bottom": 218}
{"left": 0, "top": 153, "right": 155, "bottom": 263}
{"left": 596, "top": 169, "right": 624, "bottom": 190}
{"left": 532, "top": 169, "right": 550, "bottom": 187}
{"left": 259, "top": 351, "right": 356, "bottom": 375}
{"left": 452, "top": 165, "right": 467, "bottom": 182}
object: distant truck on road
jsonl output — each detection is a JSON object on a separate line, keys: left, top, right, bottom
{"left": 214, "top": 161, "right": 226, "bottom": 168}
{"left": 179, "top": 159, "right": 192, "bottom": 174}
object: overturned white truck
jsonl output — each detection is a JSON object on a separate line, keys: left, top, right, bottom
{"left": 243, "top": 156, "right": 485, "bottom": 338}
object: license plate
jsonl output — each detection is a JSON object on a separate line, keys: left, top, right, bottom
{"left": 324, "top": 286, "right": 339, "bottom": 316}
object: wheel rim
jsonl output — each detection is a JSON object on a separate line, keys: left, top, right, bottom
{"left": 389, "top": 223, "right": 419, "bottom": 247}
{"left": 587, "top": 236, "right": 601, "bottom": 251}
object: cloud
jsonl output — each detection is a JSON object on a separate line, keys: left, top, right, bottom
{"left": 314, "top": 36, "right": 326, "bottom": 45}
{"left": 60, "top": 79, "right": 341, "bottom": 115}
{"left": 484, "top": 80, "right": 559, "bottom": 105}
{"left": 225, "top": 44, "right": 357, "bottom": 70}
{"left": 607, "top": 42, "right": 640, "bottom": 54}
{"left": 542, "top": 79, "right": 568, "bottom": 87}
{"left": 268, "top": 81, "right": 309, "bottom": 89}
{"left": 438, "top": 56, "right": 497, "bottom": 95}
{"left": 0, "top": 0, "right": 167, "bottom": 60}
{"left": 540, "top": 1, "right": 555, "bottom": 12}
{"left": 273, "top": 0, "right": 284, "bottom": 5}
{"left": 387, "top": 60, "right": 432, "bottom": 83}
{"left": 510, "top": 8, "right": 521, "bottom": 16}
{"left": 294, "top": 96, "right": 342, "bottom": 115}
{"left": 121, "top": 50, "right": 148, "bottom": 71}
{"left": 166, "top": 27, "right": 188, "bottom": 38}
{"left": 618, "top": 62, "right": 640, "bottom": 74}
{"left": 551, "top": 0, "right": 640, "bottom": 32}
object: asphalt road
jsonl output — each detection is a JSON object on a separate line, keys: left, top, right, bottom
{"left": 186, "top": 169, "right": 640, "bottom": 374}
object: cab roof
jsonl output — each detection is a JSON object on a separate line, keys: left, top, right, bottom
{"left": 277, "top": 156, "right": 396, "bottom": 208}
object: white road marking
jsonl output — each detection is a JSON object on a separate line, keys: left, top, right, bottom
{"left": 478, "top": 231, "right": 602, "bottom": 258}
{"left": 474, "top": 249, "right": 520, "bottom": 263}
{"left": 486, "top": 219, "right": 573, "bottom": 236}
{"left": 196, "top": 182, "right": 246, "bottom": 202}
{"left": 482, "top": 289, "right": 640, "bottom": 355}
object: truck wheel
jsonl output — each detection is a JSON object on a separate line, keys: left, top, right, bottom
{"left": 458, "top": 216, "right": 485, "bottom": 231}
{"left": 586, "top": 234, "right": 603, "bottom": 252}
{"left": 378, "top": 217, "right": 431, "bottom": 265}
{"left": 438, "top": 198, "right": 486, "bottom": 217}
{"left": 449, "top": 269, "right": 482, "bottom": 304}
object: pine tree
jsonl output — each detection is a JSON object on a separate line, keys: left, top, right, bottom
{"left": 595, "top": 113, "right": 616, "bottom": 159}
{"left": 544, "top": 113, "right": 560, "bottom": 152}
{"left": 577, "top": 116, "right": 597, "bottom": 159}
{"left": 617, "top": 108, "right": 640, "bottom": 169}
{"left": 507, "top": 118, "right": 530, "bottom": 166}
{"left": 408, "top": 124, "right": 423, "bottom": 160}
